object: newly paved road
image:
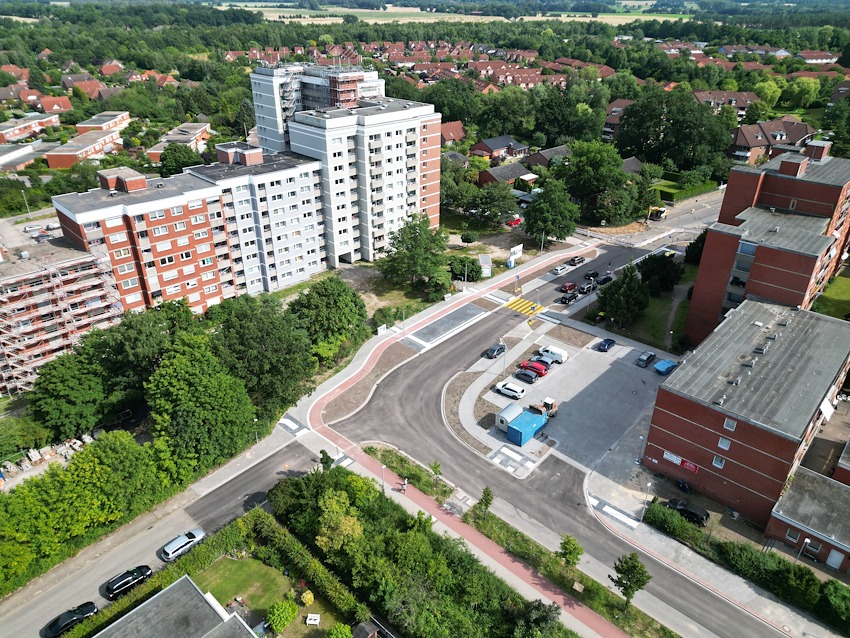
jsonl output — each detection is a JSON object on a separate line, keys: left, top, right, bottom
{"left": 332, "top": 259, "right": 775, "bottom": 638}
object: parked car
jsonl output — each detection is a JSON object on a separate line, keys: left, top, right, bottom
{"left": 578, "top": 282, "right": 598, "bottom": 294}
{"left": 506, "top": 215, "right": 522, "bottom": 227}
{"left": 584, "top": 270, "right": 599, "bottom": 280}
{"left": 560, "top": 292, "right": 579, "bottom": 305}
{"left": 485, "top": 343, "right": 507, "bottom": 359}
{"left": 654, "top": 359, "right": 679, "bottom": 376}
{"left": 530, "top": 355, "right": 555, "bottom": 370}
{"left": 45, "top": 602, "right": 98, "bottom": 638}
{"left": 568, "top": 255, "right": 586, "bottom": 266}
{"left": 636, "top": 351, "right": 656, "bottom": 367}
{"left": 23, "top": 224, "right": 42, "bottom": 233}
{"left": 495, "top": 380, "right": 525, "bottom": 400}
{"left": 559, "top": 282, "right": 577, "bottom": 293}
{"left": 663, "top": 499, "right": 709, "bottom": 526}
{"left": 46, "top": 222, "right": 61, "bottom": 231}
{"left": 105, "top": 565, "right": 153, "bottom": 600}
{"left": 550, "top": 264, "right": 569, "bottom": 276}
{"left": 514, "top": 369, "right": 539, "bottom": 384}
{"left": 519, "top": 360, "right": 548, "bottom": 376}
{"left": 538, "top": 345, "right": 567, "bottom": 363}
{"left": 597, "top": 274, "right": 613, "bottom": 285}
{"left": 162, "top": 527, "right": 205, "bottom": 562}
{"left": 597, "top": 338, "right": 616, "bottom": 352}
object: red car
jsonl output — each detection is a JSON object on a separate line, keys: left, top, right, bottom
{"left": 506, "top": 215, "right": 522, "bottom": 227}
{"left": 519, "top": 360, "right": 548, "bottom": 376}
{"left": 559, "top": 282, "right": 577, "bottom": 293}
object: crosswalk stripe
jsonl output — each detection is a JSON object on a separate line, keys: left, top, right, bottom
{"left": 505, "top": 297, "right": 546, "bottom": 316}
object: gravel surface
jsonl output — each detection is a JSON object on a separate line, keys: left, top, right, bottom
{"left": 323, "top": 342, "right": 417, "bottom": 424}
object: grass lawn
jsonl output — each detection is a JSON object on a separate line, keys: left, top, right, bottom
{"left": 195, "top": 557, "right": 340, "bottom": 637}
{"left": 363, "top": 445, "right": 454, "bottom": 503}
{"left": 440, "top": 210, "right": 507, "bottom": 234}
{"left": 814, "top": 268, "right": 850, "bottom": 320}
{"left": 269, "top": 269, "right": 336, "bottom": 301}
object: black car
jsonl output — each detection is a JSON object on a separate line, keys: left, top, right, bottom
{"left": 663, "top": 499, "right": 709, "bottom": 526}
{"left": 485, "top": 343, "right": 507, "bottom": 359}
{"left": 597, "top": 338, "right": 616, "bottom": 352}
{"left": 584, "top": 270, "right": 599, "bottom": 280}
{"left": 514, "top": 369, "right": 539, "bottom": 384}
{"left": 568, "top": 255, "right": 586, "bottom": 266}
{"left": 560, "top": 292, "right": 579, "bottom": 305}
{"left": 597, "top": 274, "right": 613, "bottom": 285}
{"left": 105, "top": 565, "right": 153, "bottom": 600}
{"left": 45, "top": 602, "right": 98, "bottom": 638}
{"left": 577, "top": 282, "right": 598, "bottom": 294}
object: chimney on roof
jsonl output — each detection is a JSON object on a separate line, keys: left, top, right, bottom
{"left": 804, "top": 139, "right": 831, "bottom": 161}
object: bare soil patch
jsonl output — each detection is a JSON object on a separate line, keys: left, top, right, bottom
{"left": 336, "top": 266, "right": 388, "bottom": 317}
{"left": 323, "top": 342, "right": 416, "bottom": 424}
{"left": 578, "top": 221, "right": 646, "bottom": 236}
{"left": 473, "top": 297, "right": 502, "bottom": 312}
{"left": 444, "top": 372, "right": 493, "bottom": 455}
{"left": 545, "top": 324, "right": 594, "bottom": 349}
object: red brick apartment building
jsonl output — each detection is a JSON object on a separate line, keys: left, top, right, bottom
{"left": 75, "top": 111, "right": 131, "bottom": 134}
{"left": 645, "top": 300, "right": 850, "bottom": 528}
{"left": 686, "top": 141, "right": 850, "bottom": 344}
{"left": 0, "top": 112, "right": 59, "bottom": 143}
{"left": 45, "top": 129, "right": 122, "bottom": 168}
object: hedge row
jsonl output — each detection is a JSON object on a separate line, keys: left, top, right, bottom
{"left": 644, "top": 502, "right": 850, "bottom": 634}
{"left": 250, "top": 509, "right": 370, "bottom": 623}
{"left": 656, "top": 181, "right": 718, "bottom": 203}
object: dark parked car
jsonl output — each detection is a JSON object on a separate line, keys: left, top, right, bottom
{"left": 105, "top": 565, "right": 153, "bottom": 600}
{"left": 662, "top": 499, "right": 709, "bottom": 526}
{"left": 584, "top": 270, "right": 599, "bottom": 280}
{"left": 485, "top": 343, "right": 507, "bottom": 359}
{"left": 560, "top": 292, "right": 579, "bottom": 305}
{"left": 597, "top": 338, "right": 616, "bottom": 352}
{"left": 577, "top": 282, "right": 598, "bottom": 294}
{"left": 568, "top": 255, "right": 586, "bottom": 266}
{"left": 514, "top": 369, "right": 539, "bottom": 384}
{"left": 636, "top": 351, "right": 656, "bottom": 367}
{"left": 597, "top": 274, "right": 613, "bottom": 285}
{"left": 530, "top": 355, "right": 555, "bottom": 370}
{"left": 45, "top": 602, "right": 98, "bottom": 638}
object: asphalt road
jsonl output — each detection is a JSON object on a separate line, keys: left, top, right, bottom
{"left": 332, "top": 252, "right": 776, "bottom": 638}
{"left": 2, "top": 442, "right": 312, "bottom": 638}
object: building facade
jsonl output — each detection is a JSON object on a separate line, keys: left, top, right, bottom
{"left": 45, "top": 129, "right": 122, "bottom": 168}
{"left": 686, "top": 141, "right": 850, "bottom": 344}
{"left": 75, "top": 111, "right": 131, "bottom": 134}
{"left": 0, "top": 112, "right": 59, "bottom": 143}
{"left": 645, "top": 300, "right": 850, "bottom": 526}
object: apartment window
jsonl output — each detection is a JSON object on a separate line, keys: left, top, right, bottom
{"left": 199, "top": 257, "right": 213, "bottom": 266}
{"left": 271, "top": 193, "right": 283, "bottom": 201}
{"left": 188, "top": 200, "right": 202, "bottom": 210}
{"left": 723, "top": 418, "right": 737, "bottom": 432}
{"left": 241, "top": 227, "right": 253, "bottom": 235}
{"left": 717, "top": 437, "right": 731, "bottom": 450}
{"left": 165, "top": 284, "right": 181, "bottom": 295}
{"left": 286, "top": 177, "right": 295, "bottom": 184}
{"left": 331, "top": 138, "right": 342, "bottom": 145}
{"left": 333, "top": 165, "right": 343, "bottom": 172}
{"left": 235, "top": 185, "right": 248, "bottom": 193}
{"left": 191, "top": 214, "right": 205, "bottom": 224}
{"left": 180, "top": 250, "right": 192, "bottom": 261}
{"left": 204, "top": 284, "right": 218, "bottom": 294}
{"left": 270, "top": 180, "right": 281, "bottom": 187}
{"left": 110, "top": 232, "right": 127, "bottom": 243}
{"left": 162, "top": 270, "right": 178, "bottom": 281}
{"left": 201, "top": 271, "right": 216, "bottom": 281}
{"left": 152, "top": 225, "right": 168, "bottom": 237}
{"left": 194, "top": 230, "right": 208, "bottom": 239}
{"left": 808, "top": 540, "right": 822, "bottom": 552}
{"left": 125, "top": 292, "right": 142, "bottom": 304}
{"left": 113, "top": 248, "right": 131, "bottom": 259}
{"left": 149, "top": 210, "right": 166, "bottom": 220}
{"left": 173, "top": 221, "right": 186, "bottom": 231}
{"left": 171, "top": 206, "right": 183, "bottom": 216}
{"left": 785, "top": 529, "right": 800, "bottom": 543}
{"left": 177, "top": 236, "right": 190, "bottom": 247}
{"left": 332, "top": 151, "right": 343, "bottom": 158}
{"left": 712, "top": 455, "right": 725, "bottom": 469}
{"left": 117, "top": 263, "right": 135, "bottom": 275}
{"left": 185, "top": 279, "right": 198, "bottom": 289}
{"left": 236, "top": 199, "right": 250, "bottom": 207}
{"left": 239, "top": 213, "right": 252, "bottom": 221}
{"left": 120, "top": 277, "right": 139, "bottom": 290}
{"left": 738, "top": 241, "right": 757, "bottom": 256}
{"left": 159, "top": 256, "right": 175, "bottom": 266}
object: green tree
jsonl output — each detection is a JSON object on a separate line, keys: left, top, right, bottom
{"left": 754, "top": 80, "right": 782, "bottom": 108}
{"left": 287, "top": 277, "right": 369, "bottom": 367}
{"left": 823, "top": 97, "right": 850, "bottom": 157}
{"left": 684, "top": 229, "right": 707, "bottom": 265}
{"left": 159, "top": 143, "right": 203, "bottom": 177}
{"left": 637, "top": 253, "right": 684, "bottom": 293}
{"left": 429, "top": 459, "right": 442, "bottom": 490}
{"left": 717, "top": 105, "right": 739, "bottom": 131}
{"left": 422, "top": 78, "right": 481, "bottom": 125}
{"left": 784, "top": 77, "right": 820, "bottom": 108}
{"left": 326, "top": 623, "right": 354, "bottom": 638}
{"left": 743, "top": 101, "right": 772, "bottom": 125}
{"left": 557, "top": 140, "right": 629, "bottom": 219}
{"left": 315, "top": 489, "right": 363, "bottom": 554}
{"left": 448, "top": 255, "right": 482, "bottom": 282}
{"left": 211, "top": 294, "right": 316, "bottom": 415}
{"left": 378, "top": 215, "right": 448, "bottom": 285}
{"left": 0, "top": 415, "right": 50, "bottom": 458}
{"left": 558, "top": 534, "right": 584, "bottom": 569}
{"left": 145, "top": 333, "right": 256, "bottom": 473}
{"left": 609, "top": 552, "right": 651, "bottom": 608}
{"left": 268, "top": 599, "right": 298, "bottom": 632}
{"left": 28, "top": 352, "right": 107, "bottom": 440}
{"left": 521, "top": 180, "right": 580, "bottom": 242}
{"left": 425, "top": 268, "right": 452, "bottom": 301}
{"left": 476, "top": 485, "right": 494, "bottom": 519}
{"left": 472, "top": 181, "right": 518, "bottom": 228}
{"left": 596, "top": 263, "right": 649, "bottom": 328}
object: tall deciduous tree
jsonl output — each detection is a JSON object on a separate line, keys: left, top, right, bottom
{"left": 596, "top": 263, "right": 649, "bottom": 327}
{"left": 521, "top": 181, "right": 579, "bottom": 242}
{"left": 472, "top": 181, "right": 519, "bottom": 228}
{"left": 636, "top": 253, "right": 685, "bottom": 293}
{"left": 159, "top": 143, "right": 203, "bottom": 177}
{"left": 754, "top": 80, "right": 782, "bottom": 108}
{"left": 558, "top": 534, "right": 584, "bottom": 569}
{"left": 378, "top": 215, "right": 447, "bottom": 285}
{"left": 609, "top": 552, "right": 651, "bottom": 608}
{"left": 784, "top": 76, "right": 820, "bottom": 108}
{"left": 556, "top": 140, "right": 629, "bottom": 220}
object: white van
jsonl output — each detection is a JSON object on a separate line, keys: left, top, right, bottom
{"left": 538, "top": 345, "right": 567, "bottom": 364}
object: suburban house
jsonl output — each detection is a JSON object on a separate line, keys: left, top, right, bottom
{"left": 686, "top": 141, "right": 850, "bottom": 345}
{"left": 477, "top": 162, "right": 538, "bottom": 187}
{"left": 73, "top": 79, "right": 108, "bottom": 100}
{"left": 795, "top": 50, "right": 839, "bottom": 65}
{"left": 829, "top": 80, "right": 850, "bottom": 106}
{"left": 645, "top": 300, "right": 850, "bottom": 529}
{"left": 692, "top": 90, "right": 760, "bottom": 122}
{"left": 61, "top": 72, "right": 93, "bottom": 90}
{"left": 0, "top": 112, "right": 59, "bottom": 143}
{"left": 442, "top": 150, "right": 469, "bottom": 167}
{"left": 525, "top": 144, "right": 570, "bottom": 169}
{"left": 147, "top": 123, "right": 212, "bottom": 162}
{"left": 729, "top": 116, "right": 815, "bottom": 165}
{"left": 38, "top": 95, "right": 73, "bottom": 113}
{"left": 602, "top": 98, "right": 634, "bottom": 141}
{"left": 468, "top": 135, "right": 528, "bottom": 159}
{"left": 76, "top": 111, "right": 131, "bottom": 134}
{"left": 440, "top": 120, "right": 466, "bottom": 146}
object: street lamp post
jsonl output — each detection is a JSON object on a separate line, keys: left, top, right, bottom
{"left": 21, "top": 190, "right": 31, "bottom": 216}
{"left": 795, "top": 538, "right": 811, "bottom": 564}
{"left": 381, "top": 464, "right": 386, "bottom": 494}
{"left": 253, "top": 418, "right": 259, "bottom": 445}
{"left": 641, "top": 482, "right": 653, "bottom": 520}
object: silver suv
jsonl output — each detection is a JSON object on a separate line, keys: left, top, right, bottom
{"left": 636, "top": 351, "right": 656, "bottom": 367}
{"left": 162, "top": 527, "right": 205, "bottom": 562}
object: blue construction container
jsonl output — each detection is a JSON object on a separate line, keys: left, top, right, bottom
{"left": 506, "top": 410, "right": 548, "bottom": 446}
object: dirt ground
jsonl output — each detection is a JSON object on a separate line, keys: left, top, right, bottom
{"left": 545, "top": 324, "right": 595, "bottom": 349}
{"left": 444, "top": 372, "right": 493, "bottom": 455}
{"left": 322, "top": 342, "right": 417, "bottom": 424}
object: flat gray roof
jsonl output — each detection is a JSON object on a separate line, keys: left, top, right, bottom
{"left": 709, "top": 207, "right": 831, "bottom": 257}
{"left": 663, "top": 300, "right": 850, "bottom": 440}
{"left": 309, "top": 97, "right": 433, "bottom": 119}
{"left": 738, "top": 150, "right": 850, "bottom": 187}
{"left": 94, "top": 575, "right": 254, "bottom": 638}
{"left": 48, "top": 129, "right": 120, "bottom": 154}
{"left": 77, "top": 111, "right": 128, "bottom": 127}
{"left": 188, "top": 151, "right": 318, "bottom": 182}
{"left": 0, "top": 112, "right": 57, "bottom": 132}
{"left": 53, "top": 171, "right": 209, "bottom": 215}
{"left": 772, "top": 467, "right": 850, "bottom": 551}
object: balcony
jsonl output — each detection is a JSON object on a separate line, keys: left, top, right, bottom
{"left": 368, "top": 139, "right": 382, "bottom": 150}
{"left": 406, "top": 157, "right": 418, "bottom": 169}
{"left": 406, "top": 133, "right": 417, "bottom": 143}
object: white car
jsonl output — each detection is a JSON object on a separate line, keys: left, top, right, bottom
{"left": 495, "top": 380, "right": 526, "bottom": 400}
{"left": 46, "top": 223, "right": 61, "bottom": 230}
{"left": 550, "top": 264, "right": 569, "bottom": 276}
{"left": 23, "top": 224, "right": 42, "bottom": 233}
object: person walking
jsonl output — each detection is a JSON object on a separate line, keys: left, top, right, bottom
{"left": 401, "top": 478, "right": 408, "bottom": 494}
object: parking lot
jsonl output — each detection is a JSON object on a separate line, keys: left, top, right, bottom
{"left": 485, "top": 332, "right": 666, "bottom": 468}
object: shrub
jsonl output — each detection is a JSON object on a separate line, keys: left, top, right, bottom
{"left": 301, "top": 590, "right": 314, "bottom": 606}
{"left": 372, "top": 306, "right": 395, "bottom": 328}
{"left": 821, "top": 579, "right": 850, "bottom": 631}
{"left": 268, "top": 599, "right": 298, "bottom": 632}
{"left": 460, "top": 231, "right": 479, "bottom": 245}
{"left": 326, "top": 624, "right": 354, "bottom": 638}
{"left": 448, "top": 255, "right": 482, "bottom": 282}
{"left": 684, "top": 230, "right": 707, "bottom": 265}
